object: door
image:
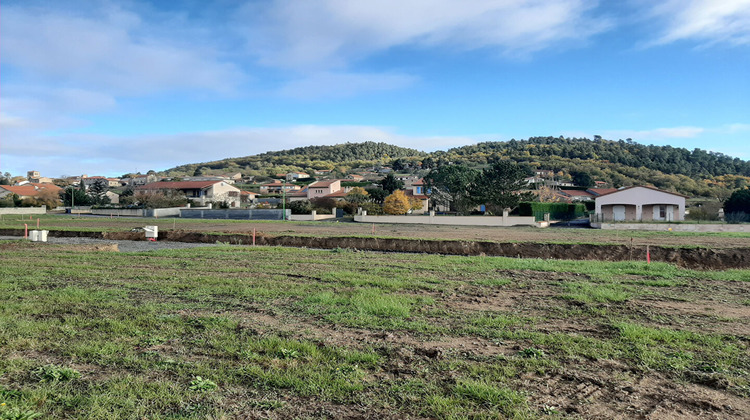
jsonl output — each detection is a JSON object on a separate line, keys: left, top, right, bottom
{"left": 613, "top": 205, "right": 626, "bottom": 221}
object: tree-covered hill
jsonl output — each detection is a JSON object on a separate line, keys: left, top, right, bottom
{"left": 439, "top": 136, "right": 750, "bottom": 178}
{"left": 168, "top": 142, "right": 425, "bottom": 176}
{"left": 163, "top": 137, "right": 750, "bottom": 198}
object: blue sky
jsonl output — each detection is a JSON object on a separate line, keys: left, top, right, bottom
{"left": 2, "top": 0, "right": 749, "bottom": 177}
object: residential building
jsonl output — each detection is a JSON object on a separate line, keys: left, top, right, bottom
{"left": 405, "top": 179, "right": 429, "bottom": 212}
{"left": 594, "top": 186, "right": 687, "bottom": 222}
{"left": 0, "top": 183, "right": 62, "bottom": 200}
{"left": 136, "top": 180, "right": 241, "bottom": 207}
{"left": 81, "top": 176, "right": 120, "bottom": 189}
{"left": 259, "top": 180, "right": 302, "bottom": 194}
{"left": 286, "top": 172, "right": 309, "bottom": 182}
{"left": 307, "top": 180, "right": 342, "bottom": 199}
{"left": 27, "top": 170, "right": 54, "bottom": 184}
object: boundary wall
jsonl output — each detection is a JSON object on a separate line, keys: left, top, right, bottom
{"left": 288, "top": 210, "right": 337, "bottom": 221}
{"left": 354, "top": 210, "right": 541, "bottom": 227}
{"left": 0, "top": 206, "right": 47, "bottom": 215}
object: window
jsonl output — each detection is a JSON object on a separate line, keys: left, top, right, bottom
{"left": 416, "top": 186, "right": 423, "bottom": 194}
{"left": 659, "top": 205, "right": 666, "bottom": 219}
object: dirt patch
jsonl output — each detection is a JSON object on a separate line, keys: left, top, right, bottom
{"left": 525, "top": 360, "right": 750, "bottom": 419}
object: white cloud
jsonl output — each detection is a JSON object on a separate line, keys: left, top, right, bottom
{"left": 239, "top": 0, "right": 611, "bottom": 70}
{"left": 647, "top": 0, "right": 750, "bottom": 46}
{"left": 2, "top": 4, "right": 244, "bottom": 95}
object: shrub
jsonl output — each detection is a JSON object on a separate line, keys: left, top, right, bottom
{"left": 517, "top": 202, "right": 586, "bottom": 221}
{"left": 725, "top": 212, "right": 748, "bottom": 224}
{"left": 724, "top": 188, "right": 750, "bottom": 215}
{"left": 288, "top": 200, "right": 313, "bottom": 214}
{"left": 384, "top": 191, "right": 410, "bottom": 215}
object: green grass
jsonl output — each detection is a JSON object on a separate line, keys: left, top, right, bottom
{"left": 0, "top": 241, "right": 748, "bottom": 417}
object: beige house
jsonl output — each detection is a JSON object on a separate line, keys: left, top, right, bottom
{"left": 136, "top": 180, "right": 241, "bottom": 207}
{"left": 594, "top": 186, "right": 687, "bottom": 222}
{"left": 307, "top": 180, "right": 342, "bottom": 199}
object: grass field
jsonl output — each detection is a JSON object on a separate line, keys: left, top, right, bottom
{"left": 0, "top": 240, "right": 748, "bottom": 419}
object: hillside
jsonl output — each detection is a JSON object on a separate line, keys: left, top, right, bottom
{"left": 167, "top": 142, "right": 425, "bottom": 176}
{"left": 164, "top": 137, "right": 750, "bottom": 198}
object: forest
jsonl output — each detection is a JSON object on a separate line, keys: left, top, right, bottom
{"left": 164, "top": 138, "right": 750, "bottom": 199}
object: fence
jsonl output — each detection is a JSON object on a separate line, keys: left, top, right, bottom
{"left": 354, "top": 210, "right": 541, "bottom": 227}
{"left": 180, "top": 209, "right": 291, "bottom": 220}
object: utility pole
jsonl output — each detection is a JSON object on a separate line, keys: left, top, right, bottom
{"left": 282, "top": 181, "right": 286, "bottom": 221}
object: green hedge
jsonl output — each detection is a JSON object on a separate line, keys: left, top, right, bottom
{"left": 517, "top": 202, "right": 587, "bottom": 221}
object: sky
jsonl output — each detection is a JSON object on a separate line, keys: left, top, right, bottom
{"left": 1, "top": 0, "right": 749, "bottom": 178}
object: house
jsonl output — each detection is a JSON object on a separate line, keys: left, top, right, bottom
{"left": 136, "top": 180, "right": 242, "bottom": 207}
{"left": 183, "top": 175, "right": 235, "bottom": 184}
{"left": 240, "top": 191, "right": 259, "bottom": 205}
{"left": 81, "top": 176, "right": 121, "bottom": 189}
{"left": 27, "top": 170, "right": 54, "bottom": 184}
{"left": 286, "top": 172, "right": 309, "bottom": 182}
{"left": 346, "top": 174, "right": 364, "bottom": 182}
{"left": 259, "top": 180, "right": 302, "bottom": 194}
{"left": 307, "top": 180, "right": 342, "bottom": 199}
{"left": 594, "top": 186, "right": 687, "bottom": 222}
{"left": 0, "top": 183, "right": 62, "bottom": 200}
{"left": 559, "top": 190, "right": 595, "bottom": 202}
{"left": 397, "top": 175, "right": 421, "bottom": 187}
{"left": 125, "top": 174, "right": 158, "bottom": 186}
{"left": 287, "top": 188, "right": 310, "bottom": 202}
{"left": 405, "top": 179, "right": 429, "bottom": 212}
{"left": 314, "top": 169, "right": 333, "bottom": 176}
{"left": 223, "top": 172, "right": 243, "bottom": 181}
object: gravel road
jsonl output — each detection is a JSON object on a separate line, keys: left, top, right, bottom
{"left": 0, "top": 236, "right": 222, "bottom": 252}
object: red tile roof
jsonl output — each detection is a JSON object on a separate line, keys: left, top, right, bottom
{"left": 308, "top": 180, "right": 339, "bottom": 188}
{"left": 1, "top": 183, "right": 61, "bottom": 197}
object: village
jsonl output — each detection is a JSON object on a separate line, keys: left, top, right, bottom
{"left": 1, "top": 165, "right": 731, "bottom": 232}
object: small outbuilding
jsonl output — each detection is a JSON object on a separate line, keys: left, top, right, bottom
{"left": 594, "top": 186, "right": 687, "bottom": 222}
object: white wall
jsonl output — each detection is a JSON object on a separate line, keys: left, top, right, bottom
{"left": 0, "top": 206, "right": 47, "bottom": 215}
{"left": 354, "top": 212, "right": 539, "bottom": 227}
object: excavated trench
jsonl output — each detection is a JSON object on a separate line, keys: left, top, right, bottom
{"left": 2, "top": 228, "right": 749, "bottom": 270}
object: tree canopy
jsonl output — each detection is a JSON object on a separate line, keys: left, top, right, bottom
{"left": 424, "top": 165, "right": 479, "bottom": 215}
{"left": 470, "top": 160, "right": 532, "bottom": 212}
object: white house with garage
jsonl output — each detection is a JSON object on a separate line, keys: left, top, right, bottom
{"left": 594, "top": 186, "right": 687, "bottom": 222}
